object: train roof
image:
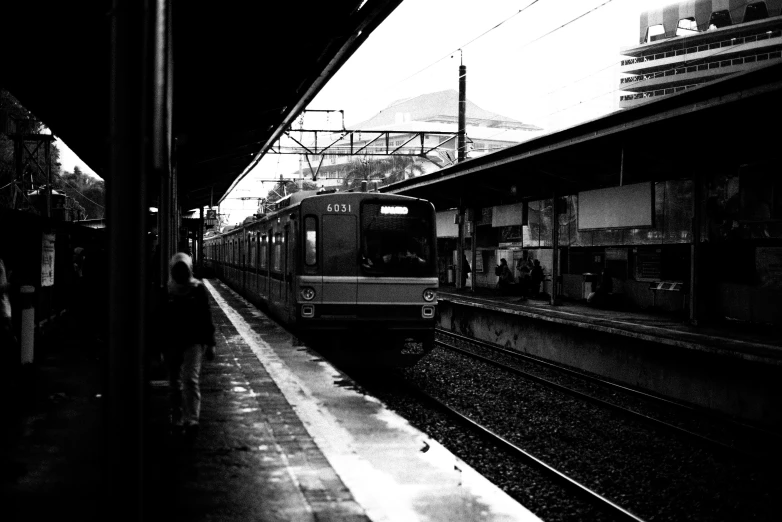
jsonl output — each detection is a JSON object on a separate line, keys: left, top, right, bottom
{"left": 206, "top": 190, "right": 431, "bottom": 240}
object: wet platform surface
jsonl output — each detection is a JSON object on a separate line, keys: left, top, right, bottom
{"left": 439, "top": 287, "right": 782, "bottom": 364}
{"left": 6, "top": 279, "right": 541, "bottom": 522}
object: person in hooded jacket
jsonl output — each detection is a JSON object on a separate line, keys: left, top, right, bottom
{"left": 166, "top": 252, "right": 216, "bottom": 438}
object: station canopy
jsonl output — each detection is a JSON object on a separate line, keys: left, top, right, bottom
{"left": 0, "top": 1, "right": 402, "bottom": 210}
{"left": 383, "top": 62, "right": 782, "bottom": 211}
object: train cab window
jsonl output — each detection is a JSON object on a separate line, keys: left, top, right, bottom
{"left": 304, "top": 216, "right": 317, "bottom": 266}
{"left": 360, "top": 200, "right": 436, "bottom": 277}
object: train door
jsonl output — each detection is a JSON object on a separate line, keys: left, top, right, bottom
{"left": 254, "top": 228, "right": 263, "bottom": 295}
{"left": 265, "top": 228, "right": 272, "bottom": 299}
{"left": 241, "top": 233, "right": 246, "bottom": 292}
{"left": 284, "top": 224, "right": 293, "bottom": 315}
{"left": 321, "top": 214, "right": 358, "bottom": 310}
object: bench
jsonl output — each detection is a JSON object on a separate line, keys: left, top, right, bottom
{"left": 649, "top": 281, "right": 686, "bottom": 309}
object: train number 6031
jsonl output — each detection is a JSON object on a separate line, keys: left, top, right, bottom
{"left": 327, "top": 203, "right": 351, "bottom": 212}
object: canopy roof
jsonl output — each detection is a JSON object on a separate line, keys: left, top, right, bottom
{"left": 383, "top": 62, "right": 782, "bottom": 210}
{"left": 1, "top": 1, "right": 402, "bottom": 210}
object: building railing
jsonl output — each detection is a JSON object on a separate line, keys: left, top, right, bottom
{"left": 620, "top": 84, "right": 700, "bottom": 102}
{"left": 621, "top": 29, "right": 781, "bottom": 66}
{"left": 620, "top": 50, "right": 782, "bottom": 84}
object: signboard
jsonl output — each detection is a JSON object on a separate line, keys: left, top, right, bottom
{"left": 475, "top": 251, "right": 485, "bottom": 273}
{"left": 206, "top": 209, "right": 217, "bottom": 219}
{"left": 492, "top": 203, "right": 524, "bottom": 227}
{"left": 41, "top": 233, "right": 55, "bottom": 286}
{"left": 578, "top": 182, "right": 653, "bottom": 230}
{"left": 436, "top": 210, "right": 458, "bottom": 238}
{"left": 634, "top": 248, "right": 661, "bottom": 282}
{"left": 605, "top": 248, "right": 628, "bottom": 261}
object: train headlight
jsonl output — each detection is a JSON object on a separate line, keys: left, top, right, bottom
{"left": 300, "top": 287, "right": 316, "bottom": 301}
{"left": 422, "top": 288, "right": 437, "bottom": 302}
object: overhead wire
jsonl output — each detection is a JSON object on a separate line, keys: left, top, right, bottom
{"left": 251, "top": 1, "right": 614, "bottom": 183}
{"left": 539, "top": 0, "right": 765, "bottom": 99}
{"left": 374, "top": 0, "right": 621, "bottom": 156}
{"left": 400, "top": 0, "right": 541, "bottom": 84}
{"left": 442, "top": 0, "right": 772, "bottom": 145}
{"left": 56, "top": 172, "right": 105, "bottom": 209}
{"left": 543, "top": 37, "right": 770, "bottom": 121}
{"left": 241, "top": 1, "right": 763, "bottom": 190}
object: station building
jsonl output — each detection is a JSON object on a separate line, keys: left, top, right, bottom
{"left": 620, "top": 0, "right": 782, "bottom": 108}
{"left": 390, "top": 61, "right": 781, "bottom": 327}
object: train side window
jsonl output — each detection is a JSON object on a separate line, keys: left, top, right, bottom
{"left": 273, "top": 233, "right": 282, "bottom": 271}
{"left": 304, "top": 216, "right": 317, "bottom": 266}
{"left": 260, "top": 234, "right": 268, "bottom": 268}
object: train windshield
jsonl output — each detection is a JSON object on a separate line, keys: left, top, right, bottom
{"left": 360, "top": 200, "right": 436, "bottom": 277}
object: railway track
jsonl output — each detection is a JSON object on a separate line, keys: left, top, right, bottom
{"left": 411, "top": 378, "right": 647, "bottom": 522}
{"left": 434, "top": 329, "right": 782, "bottom": 461}
{"left": 320, "top": 332, "right": 781, "bottom": 521}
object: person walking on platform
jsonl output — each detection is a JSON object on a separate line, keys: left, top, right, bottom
{"left": 0, "top": 256, "right": 17, "bottom": 365}
{"left": 165, "top": 252, "right": 216, "bottom": 440}
{"left": 530, "top": 259, "right": 544, "bottom": 298}
{"left": 460, "top": 253, "right": 471, "bottom": 289}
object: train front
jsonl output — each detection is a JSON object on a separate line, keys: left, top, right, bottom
{"left": 297, "top": 194, "right": 438, "bottom": 348}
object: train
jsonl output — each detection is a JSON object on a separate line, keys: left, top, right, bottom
{"left": 204, "top": 188, "right": 438, "bottom": 352}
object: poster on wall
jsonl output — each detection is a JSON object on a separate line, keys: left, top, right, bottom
{"left": 41, "top": 233, "right": 56, "bottom": 286}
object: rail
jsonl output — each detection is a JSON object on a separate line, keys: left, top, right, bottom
{"left": 436, "top": 328, "right": 782, "bottom": 458}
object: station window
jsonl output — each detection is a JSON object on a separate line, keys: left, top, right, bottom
{"left": 304, "top": 216, "right": 318, "bottom": 266}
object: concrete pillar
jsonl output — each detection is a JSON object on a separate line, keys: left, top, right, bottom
{"left": 690, "top": 174, "right": 701, "bottom": 325}
{"left": 106, "top": 0, "right": 166, "bottom": 518}
{"left": 470, "top": 208, "right": 477, "bottom": 292}
{"left": 19, "top": 285, "right": 35, "bottom": 364}
{"left": 456, "top": 207, "right": 464, "bottom": 289}
{"left": 551, "top": 193, "right": 560, "bottom": 306}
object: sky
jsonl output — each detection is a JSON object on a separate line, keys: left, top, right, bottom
{"left": 57, "top": 0, "right": 673, "bottom": 222}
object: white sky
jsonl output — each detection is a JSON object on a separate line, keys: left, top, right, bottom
{"left": 57, "top": 0, "right": 673, "bottom": 221}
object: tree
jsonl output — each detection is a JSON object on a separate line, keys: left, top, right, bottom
{"left": 340, "top": 156, "right": 425, "bottom": 191}
{"left": 1, "top": 89, "right": 63, "bottom": 211}
{"left": 265, "top": 178, "right": 318, "bottom": 207}
{"left": 55, "top": 166, "right": 105, "bottom": 219}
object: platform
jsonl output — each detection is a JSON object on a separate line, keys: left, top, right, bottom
{"left": 437, "top": 287, "right": 782, "bottom": 427}
{"left": 6, "top": 279, "right": 541, "bottom": 522}
{"left": 196, "top": 279, "right": 539, "bottom": 521}
{"left": 438, "top": 288, "right": 782, "bottom": 365}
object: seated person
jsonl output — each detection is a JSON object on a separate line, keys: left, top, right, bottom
{"left": 497, "top": 258, "right": 513, "bottom": 294}
{"left": 530, "top": 259, "right": 544, "bottom": 297}
{"left": 587, "top": 269, "right": 613, "bottom": 307}
{"left": 517, "top": 259, "right": 531, "bottom": 299}
{"left": 360, "top": 254, "right": 374, "bottom": 269}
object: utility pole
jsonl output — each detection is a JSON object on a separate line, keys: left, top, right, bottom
{"left": 456, "top": 53, "right": 468, "bottom": 290}
{"left": 457, "top": 54, "right": 467, "bottom": 163}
